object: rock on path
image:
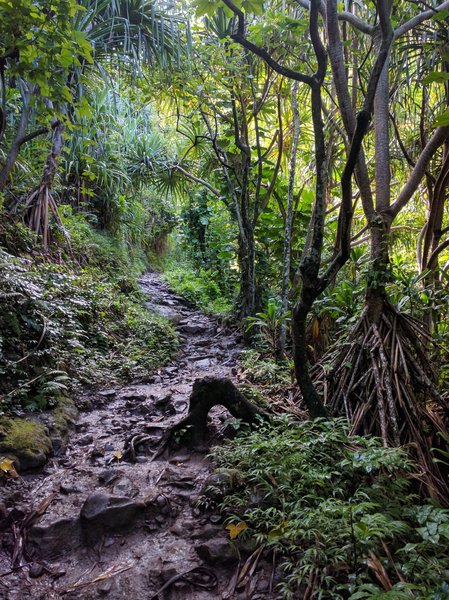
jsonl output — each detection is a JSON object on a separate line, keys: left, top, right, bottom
{"left": 0, "top": 272, "right": 276, "bottom": 600}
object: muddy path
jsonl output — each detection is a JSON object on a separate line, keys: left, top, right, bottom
{"left": 0, "top": 272, "right": 277, "bottom": 600}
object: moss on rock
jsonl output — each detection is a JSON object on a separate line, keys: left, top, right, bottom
{"left": 0, "top": 417, "right": 53, "bottom": 471}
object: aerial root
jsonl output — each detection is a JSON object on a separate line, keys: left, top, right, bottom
{"left": 311, "top": 302, "right": 449, "bottom": 503}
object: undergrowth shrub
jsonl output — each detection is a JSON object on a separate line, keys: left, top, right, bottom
{"left": 211, "top": 418, "right": 449, "bottom": 599}
{"left": 0, "top": 250, "right": 178, "bottom": 412}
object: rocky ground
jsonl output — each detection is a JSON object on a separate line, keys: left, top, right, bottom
{"left": 0, "top": 273, "right": 278, "bottom": 600}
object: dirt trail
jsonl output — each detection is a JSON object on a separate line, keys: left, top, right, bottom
{"left": 0, "top": 272, "right": 276, "bottom": 600}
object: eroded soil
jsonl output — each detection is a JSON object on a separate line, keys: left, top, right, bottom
{"left": 0, "top": 272, "right": 277, "bottom": 600}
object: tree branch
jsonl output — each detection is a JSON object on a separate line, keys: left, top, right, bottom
{"left": 17, "top": 127, "right": 49, "bottom": 148}
{"left": 221, "top": 0, "right": 314, "bottom": 86}
{"left": 173, "top": 165, "right": 221, "bottom": 198}
{"left": 295, "top": 0, "right": 374, "bottom": 34}
{"left": 394, "top": 0, "right": 449, "bottom": 39}
{"left": 388, "top": 126, "right": 449, "bottom": 219}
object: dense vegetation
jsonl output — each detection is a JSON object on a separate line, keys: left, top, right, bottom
{"left": 1, "top": 0, "right": 449, "bottom": 596}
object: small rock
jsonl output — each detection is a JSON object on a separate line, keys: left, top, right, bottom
{"left": 104, "top": 443, "right": 115, "bottom": 452}
{"left": 60, "top": 482, "right": 83, "bottom": 495}
{"left": 135, "top": 456, "right": 147, "bottom": 464}
{"left": 90, "top": 445, "right": 105, "bottom": 458}
{"left": 193, "top": 358, "right": 211, "bottom": 369}
{"left": 168, "top": 453, "right": 190, "bottom": 464}
{"left": 154, "top": 393, "right": 172, "bottom": 408}
{"left": 156, "top": 495, "right": 167, "bottom": 507}
{"left": 209, "top": 514, "right": 222, "bottom": 524}
{"left": 99, "top": 389, "right": 117, "bottom": 398}
{"left": 29, "top": 563, "right": 44, "bottom": 578}
{"left": 155, "top": 514, "right": 166, "bottom": 524}
{"left": 78, "top": 434, "right": 94, "bottom": 446}
{"left": 112, "top": 477, "right": 134, "bottom": 497}
{"left": 121, "top": 390, "right": 146, "bottom": 401}
{"left": 165, "top": 367, "right": 178, "bottom": 375}
{"left": 170, "top": 523, "right": 185, "bottom": 537}
{"left": 98, "top": 469, "right": 120, "bottom": 485}
{"left": 193, "top": 524, "right": 221, "bottom": 541}
{"left": 97, "top": 579, "right": 113, "bottom": 595}
{"left": 195, "top": 539, "right": 238, "bottom": 565}
{"left": 181, "top": 519, "right": 196, "bottom": 531}
{"left": 104, "top": 536, "right": 115, "bottom": 548}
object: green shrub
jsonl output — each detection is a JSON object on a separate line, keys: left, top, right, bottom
{"left": 163, "top": 261, "right": 233, "bottom": 316}
{"left": 211, "top": 418, "right": 449, "bottom": 599}
{"left": 0, "top": 249, "right": 178, "bottom": 412}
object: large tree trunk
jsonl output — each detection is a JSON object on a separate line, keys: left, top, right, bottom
{"left": 124, "top": 377, "right": 269, "bottom": 461}
{"left": 171, "top": 376, "right": 268, "bottom": 448}
{"left": 365, "top": 217, "right": 391, "bottom": 323}
{"left": 292, "top": 300, "right": 328, "bottom": 418}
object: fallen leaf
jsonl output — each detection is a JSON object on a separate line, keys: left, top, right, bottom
{"left": 0, "top": 457, "right": 18, "bottom": 478}
{"left": 113, "top": 451, "right": 123, "bottom": 461}
{"left": 227, "top": 521, "right": 248, "bottom": 540}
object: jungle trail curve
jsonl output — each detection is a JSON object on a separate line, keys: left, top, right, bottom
{"left": 0, "top": 272, "right": 278, "bottom": 600}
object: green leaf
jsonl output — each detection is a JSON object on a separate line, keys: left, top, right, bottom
{"left": 434, "top": 110, "right": 449, "bottom": 126}
{"left": 422, "top": 71, "right": 449, "bottom": 85}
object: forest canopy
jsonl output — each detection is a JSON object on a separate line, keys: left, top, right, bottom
{"left": 1, "top": 0, "right": 449, "bottom": 595}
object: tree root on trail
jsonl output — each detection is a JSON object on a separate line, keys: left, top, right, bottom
{"left": 311, "top": 301, "right": 449, "bottom": 503}
{"left": 123, "top": 377, "right": 269, "bottom": 462}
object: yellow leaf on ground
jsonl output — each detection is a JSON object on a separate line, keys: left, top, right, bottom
{"left": 0, "top": 457, "right": 18, "bottom": 478}
{"left": 114, "top": 450, "right": 123, "bottom": 460}
{"left": 226, "top": 521, "right": 248, "bottom": 540}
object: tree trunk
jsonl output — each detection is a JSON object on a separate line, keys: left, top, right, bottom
{"left": 292, "top": 300, "right": 328, "bottom": 418}
{"left": 279, "top": 81, "right": 300, "bottom": 355}
{"left": 0, "top": 86, "right": 31, "bottom": 191}
{"left": 237, "top": 225, "right": 256, "bottom": 321}
{"left": 365, "top": 217, "right": 391, "bottom": 323}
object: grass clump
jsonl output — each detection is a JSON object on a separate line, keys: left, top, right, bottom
{"left": 212, "top": 417, "right": 449, "bottom": 599}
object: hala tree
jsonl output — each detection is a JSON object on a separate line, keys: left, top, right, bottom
{"left": 0, "top": 0, "right": 185, "bottom": 247}
{"left": 201, "top": 0, "right": 449, "bottom": 499}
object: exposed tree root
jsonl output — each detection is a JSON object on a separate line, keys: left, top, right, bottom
{"left": 312, "top": 301, "right": 449, "bottom": 503}
{"left": 124, "top": 377, "right": 269, "bottom": 462}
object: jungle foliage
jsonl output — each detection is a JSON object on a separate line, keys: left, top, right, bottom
{"left": 1, "top": 0, "right": 449, "bottom": 595}
{"left": 212, "top": 418, "right": 449, "bottom": 599}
